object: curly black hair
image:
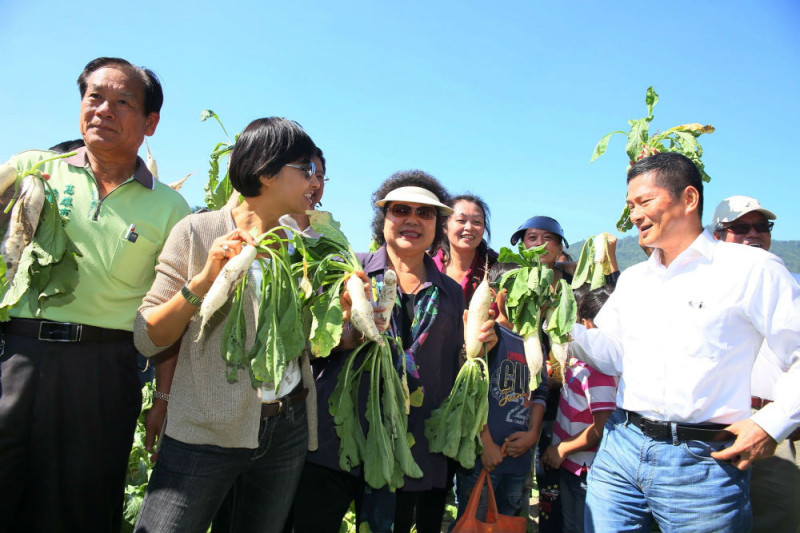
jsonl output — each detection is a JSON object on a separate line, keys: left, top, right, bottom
{"left": 370, "top": 170, "right": 451, "bottom": 250}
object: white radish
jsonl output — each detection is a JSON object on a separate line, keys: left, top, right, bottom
{"left": 593, "top": 233, "right": 607, "bottom": 265}
{"left": 198, "top": 243, "right": 258, "bottom": 333}
{"left": 0, "top": 164, "right": 16, "bottom": 197}
{"left": 523, "top": 332, "right": 545, "bottom": 390}
{"left": 465, "top": 277, "right": 492, "bottom": 359}
{"left": 346, "top": 273, "right": 383, "bottom": 346}
{"left": 550, "top": 341, "right": 569, "bottom": 389}
{"left": 376, "top": 269, "right": 397, "bottom": 331}
{"left": 144, "top": 139, "right": 158, "bottom": 179}
{"left": 1, "top": 175, "right": 45, "bottom": 282}
{"left": 168, "top": 173, "right": 192, "bottom": 191}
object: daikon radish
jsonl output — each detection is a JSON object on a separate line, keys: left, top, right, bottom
{"left": 346, "top": 273, "right": 383, "bottom": 345}
{"left": 376, "top": 269, "right": 397, "bottom": 331}
{"left": 465, "top": 276, "right": 492, "bottom": 359}
{"left": 1, "top": 175, "right": 45, "bottom": 282}
{"left": 198, "top": 244, "right": 258, "bottom": 333}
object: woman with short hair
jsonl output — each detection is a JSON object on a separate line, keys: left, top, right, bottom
{"left": 133, "top": 117, "right": 321, "bottom": 533}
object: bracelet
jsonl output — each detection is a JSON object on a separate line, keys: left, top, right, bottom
{"left": 181, "top": 284, "right": 203, "bottom": 306}
{"left": 153, "top": 390, "right": 171, "bottom": 402}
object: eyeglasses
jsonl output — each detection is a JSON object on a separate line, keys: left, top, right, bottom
{"left": 284, "top": 161, "right": 317, "bottom": 181}
{"left": 720, "top": 221, "right": 774, "bottom": 235}
{"left": 387, "top": 203, "right": 438, "bottom": 221}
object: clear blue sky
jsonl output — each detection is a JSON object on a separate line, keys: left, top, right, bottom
{"left": 2, "top": 0, "right": 798, "bottom": 252}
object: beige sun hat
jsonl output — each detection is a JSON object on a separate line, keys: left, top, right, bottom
{"left": 375, "top": 186, "right": 454, "bottom": 215}
{"left": 711, "top": 195, "right": 776, "bottom": 230}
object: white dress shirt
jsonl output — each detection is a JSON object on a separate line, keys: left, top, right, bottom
{"left": 750, "top": 272, "right": 800, "bottom": 401}
{"left": 570, "top": 231, "right": 800, "bottom": 442}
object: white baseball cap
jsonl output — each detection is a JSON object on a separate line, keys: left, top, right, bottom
{"left": 711, "top": 195, "right": 776, "bottom": 230}
{"left": 375, "top": 186, "right": 453, "bottom": 215}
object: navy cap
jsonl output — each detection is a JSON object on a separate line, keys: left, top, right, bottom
{"left": 510, "top": 216, "right": 568, "bottom": 247}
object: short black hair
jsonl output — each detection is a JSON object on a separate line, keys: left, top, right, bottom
{"left": 77, "top": 57, "right": 163, "bottom": 116}
{"left": 488, "top": 261, "right": 518, "bottom": 285}
{"left": 577, "top": 285, "right": 614, "bottom": 322}
{"left": 315, "top": 146, "right": 326, "bottom": 175}
{"left": 228, "top": 117, "right": 316, "bottom": 197}
{"left": 627, "top": 152, "right": 704, "bottom": 220}
{"left": 370, "top": 170, "right": 450, "bottom": 250}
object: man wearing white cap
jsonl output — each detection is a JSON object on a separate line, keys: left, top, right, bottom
{"left": 712, "top": 195, "right": 800, "bottom": 533}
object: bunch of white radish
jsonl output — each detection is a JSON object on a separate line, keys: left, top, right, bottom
{"left": 495, "top": 243, "right": 577, "bottom": 390}
{"left": 0, "top": 152, "right": 79, "bottom": 306}
{"left": 571, "top": 232, "right": 614, "bottom": 291}
{"left": 426, "top": 268, "right": 492, "bottom": 468}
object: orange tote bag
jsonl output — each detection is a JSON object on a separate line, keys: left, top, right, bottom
{"left": 451, "top": 468, "right": 527, "bottom": 533}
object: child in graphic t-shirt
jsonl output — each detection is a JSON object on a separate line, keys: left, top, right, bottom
{"left": 453, "top": 262, "right": 548, "bottom": 523}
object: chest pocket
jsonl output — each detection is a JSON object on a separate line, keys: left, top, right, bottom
{"left": 109, "top": 233, "right": 160, "bottom": 289}
{"left": 674, "top": 299, "right": 730, "bottom": 361}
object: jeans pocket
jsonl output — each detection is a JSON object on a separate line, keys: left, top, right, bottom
{"left": 287, "top": 402, "right": 307, "bottom": 426}
{"left": 681, "top": 439, "right": 737, "bottom": 467}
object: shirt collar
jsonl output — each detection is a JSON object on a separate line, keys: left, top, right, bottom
{"left": 649, "top": 230, "right": 714, "bottom": 271}
{"left": 64, "top": 146, "right": 155, "bottom": 189}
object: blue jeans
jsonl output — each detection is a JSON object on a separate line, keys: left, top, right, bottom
{"left": 134, "top": 402, "right": 307, "bottom": 533}
{"left": 559, "top": 469, "right": 587, "bottom": 533}
{"left": 585, "top": 409, "right": 751, "bottom": 533}
{"left": 454, "top": 464, "right": 528, "bottom": 523}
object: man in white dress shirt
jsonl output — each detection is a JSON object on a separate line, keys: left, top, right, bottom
{"left": 570, "top": 153, "right": 800, "bottom": 533}
{"left": 712, "top": 195, "right": 800, "bottom": 533}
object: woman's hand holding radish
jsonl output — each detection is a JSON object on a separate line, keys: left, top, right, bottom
{"left": 462, "top": 308, "right": 498, "bottom": 357}
{"left": 191, "top": 228, "right": 257, "bottom": 295}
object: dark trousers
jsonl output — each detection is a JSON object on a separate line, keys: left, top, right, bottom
{"left": 0, "top": 331, "right": 141, "bottom": 533}
{"left": 290, "top": 462, "right": 449, "bottom": 533}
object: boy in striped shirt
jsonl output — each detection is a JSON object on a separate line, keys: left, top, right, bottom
{"left": 542, "top": 286, "right": 617, "bottom": 533}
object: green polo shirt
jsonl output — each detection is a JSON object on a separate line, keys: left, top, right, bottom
{"left": 6, "top": 148, "right": 191, "bottom": 331}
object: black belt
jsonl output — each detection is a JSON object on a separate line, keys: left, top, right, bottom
{"left": 2, "top": 318, "right": 133, "bottom": 343}
{"left": 625, "top": 410, "right": 734, "bottom": 442}
{"left": 261, "top": 387, "right": 308, "bottom": 418}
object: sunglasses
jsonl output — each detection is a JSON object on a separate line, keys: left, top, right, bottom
{"left": 720, "top": 221, "right": 774, "bottom": 235}
{"left": 387, "top": 203, "right": 438, "bottom": 221}
{"left": 284, "top": 161, "right": 317, "bottom": 181}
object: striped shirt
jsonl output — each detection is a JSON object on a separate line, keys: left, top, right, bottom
{"left": 552, "top": 357, "right": 617, "bottom": 476}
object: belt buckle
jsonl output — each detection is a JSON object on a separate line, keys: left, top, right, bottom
{"left": 38, "top": 321, "right": 82, "bottom": 342}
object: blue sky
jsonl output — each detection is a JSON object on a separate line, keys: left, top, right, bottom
{"left": 2, "top": 0, "right": 798, "bottom": 252}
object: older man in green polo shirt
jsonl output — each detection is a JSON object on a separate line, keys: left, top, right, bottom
{"left": 0, "top": 57, "right": 190, "bottom": 533}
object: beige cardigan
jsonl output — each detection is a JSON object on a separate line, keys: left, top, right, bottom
{"left": 134, "top": 206, "right": 318, "bottom": 450}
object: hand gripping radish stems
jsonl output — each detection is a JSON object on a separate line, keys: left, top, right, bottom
{"left": 198, "top": 243, "right": 258, "bottom": 333}
{"left": 346, "top": 273, "right": 383, "bottom": 345}
{"left": 376, "top": 269, "right": 397, "bottom": 330}
{"left": 1, "top": 175, "right": 46, "bottom": 282}
{"left": 465, "top": 276, "right": 492, "bottom": 359}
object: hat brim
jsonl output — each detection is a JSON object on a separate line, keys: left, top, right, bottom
{"left": 375, "top": 186, "right": 454, "bottom": 215}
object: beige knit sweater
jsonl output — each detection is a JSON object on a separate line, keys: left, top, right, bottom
{"left": 134, "top": 206, "right": 318, "bottom": 450}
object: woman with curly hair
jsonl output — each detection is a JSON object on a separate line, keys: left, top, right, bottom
{"left": 292, "top": 171, "right": 497, "bottom": 533}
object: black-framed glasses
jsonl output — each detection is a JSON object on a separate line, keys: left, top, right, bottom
{"left": 284, "top": 161, "right": 317, "bottom": 181}
{"left": 720, "top": 221, "right": 774, "bottom": 235}
{"left": 387, "top": 203, "right": 438, "bottom": 221}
